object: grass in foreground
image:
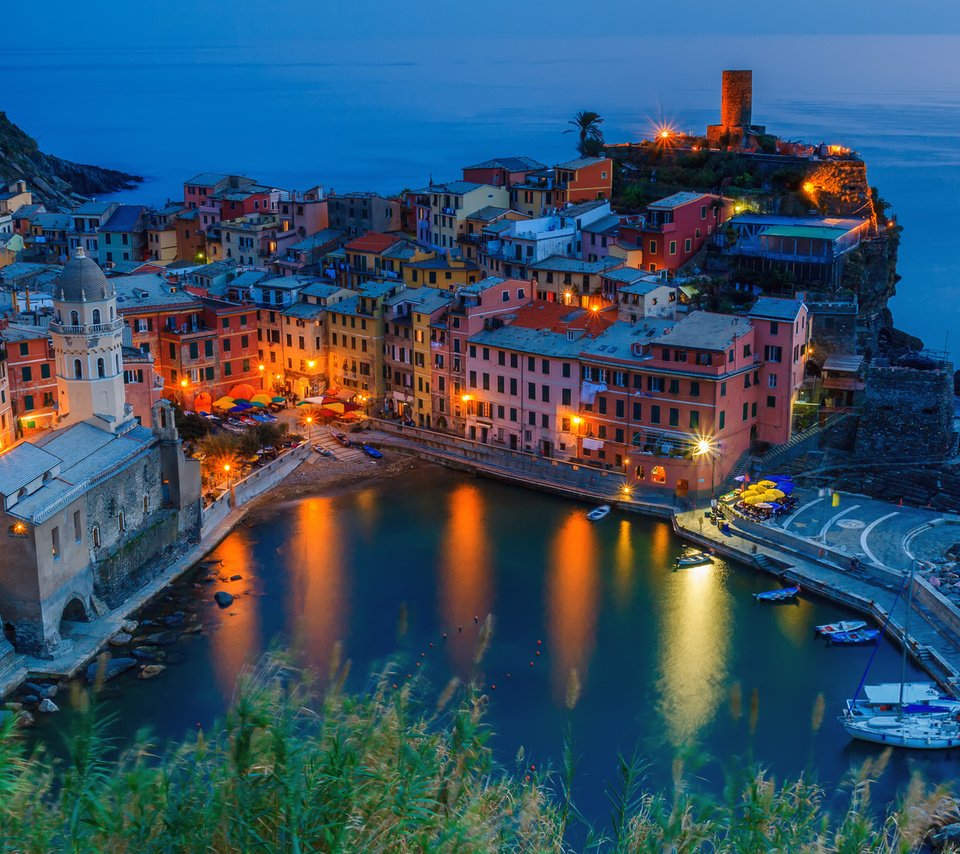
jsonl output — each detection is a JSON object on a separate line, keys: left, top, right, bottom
{"left": 0, "top": 648, "right": 958, "bottom": 852}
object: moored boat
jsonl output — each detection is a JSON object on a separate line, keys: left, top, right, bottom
{"left": 846, "top": 683, "right": 960, "bottom": 718}
{"left": 586, "top": 505, "right": 610, "bottom": 522}
{"left": 841, "top": 714, "right": 960, "bottom": 749}
{"left": 753, "top": 585, "right": 800, "bottom": 602}
{"left": 815, "top": 620, "right": 867, "bottom": 636}
{"left": 362, "top": 444, "right": 383, "bottom": 459}
{"left": 829, "top": 629, "right": 880, "bottom": 645}
{"left": 675, "top": 549, "right": 713, "bottom": 568}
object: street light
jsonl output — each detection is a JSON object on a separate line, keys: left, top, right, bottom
{"left": 693, "top": 436, "right": 718, "bottom": 500}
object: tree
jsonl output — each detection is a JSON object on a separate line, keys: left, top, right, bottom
{"left": 565, "top": 111, "right": 604, "bottom": 157}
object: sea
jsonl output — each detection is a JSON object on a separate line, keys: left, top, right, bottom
{"left": 2, "top": 34, "right": 957, "bottom": 356}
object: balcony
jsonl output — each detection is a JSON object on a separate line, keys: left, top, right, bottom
{"left": 50, "top": 319, "right": 125, "bottom": 336}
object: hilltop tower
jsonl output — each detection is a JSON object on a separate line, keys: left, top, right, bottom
{"left": 707, "top": 69, "right": 765, "bottom": 149}
{"left": 49, "top": 247, "right": 130, "bottom": 429}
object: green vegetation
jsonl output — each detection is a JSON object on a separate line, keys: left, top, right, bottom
{"left": 566, "top": 111, "right": 605, "bottom": 158}
{"left": 0, "top": 647, "right": 957, "bottom": 852}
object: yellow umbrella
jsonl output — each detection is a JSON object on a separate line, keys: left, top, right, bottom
{"left": 213, "top": 396, "right": 235, "bottom": 409}
{"left": 757, "top": 480, "right": 777, "bottom": 489}
{"left": 764, "top": 488, "right": 786, "bottom": 500}
{"left": 251, "top": 393, "right": 272, "bottom": 404}
{"left": 743, "top": 484, "right": 762, "bottom": 494}
{"left": 324, "top": 402, "right": 346, "bottom": 414}
{"left": 743, "top": 494, "right": 764, "bottom": 505}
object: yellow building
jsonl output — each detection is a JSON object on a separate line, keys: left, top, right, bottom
{"left": 403, "top": 255, "right": 481, "bottom": 291}
{"left": 325, "top": 279, "right": 403, "bottom": 406}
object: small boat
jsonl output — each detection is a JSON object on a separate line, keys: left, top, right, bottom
{"left": 815, "top": 620, "right": 867, "bottom": 636}
{"left": 846, "top": 683, "right": 960, "bottom": 719}
{"left": 586, "top": 505, "right": 611, "bottom": 522}
{"left": 313, "top": 445, "right": 334, "bottom": 457}
{"left": 362, "top": 445, "right": 383, "bottom": 459}
{"left": 676, "top": 550, "right": 713, "bottom": 568}
{"left": 753, "top": 585, "right": 800, "bottom": 602}
{"left": 840, "top": 714, "right": 960, "bottom": 749}
{"left": 829, "top": 629, "right": 881, "bottom": 645}
{"left": 333, "top": 431, "right": 352, "bottom": 447}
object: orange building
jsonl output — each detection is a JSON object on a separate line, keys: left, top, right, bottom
{"left": 554, "top": 157, "right": 613, "bottom": 204}
{"left": 2, "top": 325, "right": 57, "bottom": 437}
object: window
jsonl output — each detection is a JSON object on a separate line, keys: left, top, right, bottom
{"left": 668, "top": 379, "right": 679, "bottom": 394}
{"left": 684, "top": 238, "right": 692, "bottom": 253}
{"left": 768, "top": 374, "right": 778, "bottom": 389}
{"left": 118, "top": 510, "right": 126, "bottom": 532}
{"left": 21, "top": 366, "right": 31, "bottom": 382}
{"left": 647, "top": 377, "right": 664, "bottom": 393}
{"left": 74, "top": 510, "right": 82, "bottom": 543}
{"left": 669, "top": 240, "right": 677, "bottom": 255}
{"left": 541, "top": 385, "right": 550, "bottom": 403}
{"left": 742, "top": 402, "right": 749, "bottom": 421}
{"left": 73, "top": 359, "right": 83, "bottom": 379}
{"left": 562, "top": 388, "right": 572, "bottom": 405}
{"left": 527, "top": 382, "right": 536, "bottom": 400}
{"left": 40, "top": 363, "right": 50, "bottom": 379}
{"left": 205, "top": 340, "right": 214, "bottom": 358}
{"left": 669, "top": 408, "right": 679, "bottom": 427}
{"left": 743, "top": 344, "right": 752, "bottom": 358}
{"left": 689, "top": 410, "right": 700, "bottom": 429}
{"left": 562, "top": 362, "right": 571, "bottom": 378}
{"left": 143, "top": 495, "right": 150, "bottom": 514}
{"left": 97, "top": 358, "right": 105, "bottom": 378}
{"left": 751, "top": 402, "right": 757, "bottom": 417}
{"left": 764, "top": 345, "right": 783, "bottom": 363}
{"left": 652, "top": 466, "right": 666, "bottom": 484}
{"left": 767, "top": 395, "right": 777, "bottom": 408}
{"left": 70, "top": 310, "right": 79, "bottom": 325}
{"left": 690, "top": 381, "right": 700, "bottom": 397}
{"left": 502, "top": 290, "right": 510, "bottom": 302}
{"left": 720, "top": 381, "right": 727, "bottom": 397}
{"left": 92, "top": 525, "right": 101, "bottom": 548}
{"left": 23, "top": 394, "right": 34, "bottom": 411}
{"left": 719, "top": 411, "right": 726, "bottom": 430}
{"left": 632, "top": 402, "right": 642, "bottom": 420}
{"left": 650, "top": 405, "right": 661, "bottom": 424}
{"left": 51, "top": 526, "right": 60, "bottom": 559}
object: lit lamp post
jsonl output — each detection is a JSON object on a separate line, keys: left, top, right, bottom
{"left": 258, "top": 363, "right": 265, "bottom": 391}
{"left": 180, "top": 377, "right": 189, "bottom": 409}
{"left": 304, "top": 415, "right": 313, "bottom": 442}
{"left": 224, "top": 462, "right": 235, "bottom": 505}
{"left": 693, "top": 436, "right": 718, "bottom": 501}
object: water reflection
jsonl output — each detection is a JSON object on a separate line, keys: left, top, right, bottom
{"left": 650, "top": 520, "right": 671, "bottom": 567}
{"left": 439, "top": 484, "right": 493, "bottom": 672}
{"left": 773, "top": 600, "right": 813, "bottom": 647}
{"left": 286, "top": 497, "right": 346, "bottom": 672}
{"left": 209, "top": 528, "right": 261, "bottom": 698}
{"left": 613, "top": 519, "right": 635, "bottom": 606}
{"left": 656, "top": 560, "right": 732, "bottom": 746}
{"left": 547, "top": 512, "right": 600, "bottom": 698}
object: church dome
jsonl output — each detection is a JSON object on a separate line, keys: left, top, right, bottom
{"left": 57, "top": 247, "right": 115, "bottom": 303}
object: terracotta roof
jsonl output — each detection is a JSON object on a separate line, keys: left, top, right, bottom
{"left": 344, "top": 232, "right": 401, "bottom": 254}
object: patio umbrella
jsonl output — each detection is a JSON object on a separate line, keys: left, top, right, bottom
{"left": 194, "top": 392, "right": 212, "bottom": 413}
{"left": 324, "top": 402, "right": 346, "bottom": 414}
{"left": 229, "top": 383, "right": 256, "bottom": 401}
{"left": 757, "top": 480, "right": 778, "bottom": 489}
{"left": 775, "top": 481, "right": 795, "bottom": 494}
{"left": 765, "top": 488, "right": 786, "bottom": 500}
{"left": 251, "top": 393, "right": 272, "bottom": 404}
{"left": 213, "top": 396, "right": 235, "bottom": 409}
{"left": 250, "top": 400, "right": 267, "bottom": 407}
{"left": 734, "top": 475, "right": 749, "bottom": 482}
{"left": 296, "top": 400, "right": 312, "bottom": 407}
{"left": 272, "top": 396, "right": 286, "bottom": 403}
{"left": 743, "top": 494, "right": 764, "bottom": 505}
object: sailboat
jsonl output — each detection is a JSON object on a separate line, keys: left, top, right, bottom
{"left": 840, "top": 562, "right": 960, "bottom": 749}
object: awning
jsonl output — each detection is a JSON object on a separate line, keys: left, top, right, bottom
{"left": 582, "top": 437, "right": 604, "bottom": 451}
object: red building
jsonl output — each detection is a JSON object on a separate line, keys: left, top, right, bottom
{"left": 2, "top": 325, "right": 56, "bottom": 437}
{"left": 618, "top": 192, "right": 733, "bottom": 275}
{"left": 461, "top": 156, "right": 546, "bottom": 188}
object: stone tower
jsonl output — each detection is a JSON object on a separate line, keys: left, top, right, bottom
{"left": 721, "top": 70, "right": 752, "bottom": 130}
{"left": 49, "top": 247, "right": 130, "bottom": 429}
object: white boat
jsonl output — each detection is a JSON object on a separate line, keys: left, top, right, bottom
{"left": 815, "top": 620, "right": 867, "bottom": 636}
{"left": 840, "top": 562, "right": 960, "bottom": 749}
{"left": 586, "top": 505, "right": 611, "bottom": 522}
{"left": 845, "top": 682, "right": 960, "bottom": 718}
{"left": 676, "top": 550, "right": 713, "bottom": 568}
{"left": 841, "top": 714, "right": 960, "bottom": 749}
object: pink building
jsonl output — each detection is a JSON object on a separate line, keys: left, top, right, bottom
{"left": 463, "top": 301, "right": 614, "bottom": 455}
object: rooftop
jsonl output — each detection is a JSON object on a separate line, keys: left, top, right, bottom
{"left": 0, "top": 442, "right": 60, "bottom": 500}
{"left": 463, "top": 156, "right": 546, "bottom": 172}
{"left": 653, "top": 311, "right": 749, "bottom": 351}
{"left": 386, "top": 286, "right": 453, "bottom": 315}
{"left": 184, "top": 173, "right": 230, "bottom": 187}
{"left": 101, "top": 205, "right": 146, "bottom": 233}
{"left": 761, "top": 225, "right": 851, "bottom": 241}
{"left": 555, "top": 156, "right": 608, "bottom": 171}
{"left": 467, "top": 206, "right": 514, "bottom": 223}
{"left": 300, "top": 282, "right": 344, "bottom": 300}
{"left": 748, "top": 296, "right": 806, "bottom": 321}
{"left": 460, "top": 276, "right": 506, "bottom": 295}
{"left": 648, "top": 192, "right": 711, "bottom": 210}
{"left": 344, "top": 232, "right": 402, "bottom": 254}
{"left": 581, "top": 318, "right": 676, "bottom": 363}
{"left": 288, "top": 228, "right": 344, "bottom": 252}
{"left": 530, "top": 255, "right": 622, "bottom": 274}
{"left": 114, "top": 274, "right": 201, "bottom": 311}
{"left": 73, "top": 201, "right": 116, "bottom": 216}
{"left": 406, "top": 256, "right": 479, "bottom": 272}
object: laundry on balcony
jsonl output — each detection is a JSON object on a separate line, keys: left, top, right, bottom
{"left": 580, "top": 381, "right": 607, "bottom": 404}
{"left": 582, "top": 437, "right": 604, "bottom": 451}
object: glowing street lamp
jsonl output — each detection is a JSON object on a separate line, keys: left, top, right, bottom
{"left": 693, "top": 436, "right": 718, "bottom": 499}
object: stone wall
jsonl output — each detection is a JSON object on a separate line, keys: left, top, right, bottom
{"left": 93, "top": 509, "right": 180, "bottom": 608}
{"left": 854, "top": 364, "right": 955, "bottom": 460}
{"left": 804, "top": 160, "right": 875, "bottom": 220}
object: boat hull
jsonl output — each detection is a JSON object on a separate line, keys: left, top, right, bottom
{"left": 841, "top": 716, "right": 960, "bottom": 749}
{"left": 754, "top": 586, "right": 800, "bottom": 602}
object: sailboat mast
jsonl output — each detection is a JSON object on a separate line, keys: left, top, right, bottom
{"left": 898, "top": 560, "right": 916, "bottom": 716}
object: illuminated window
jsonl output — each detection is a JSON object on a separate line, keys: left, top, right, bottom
{"left": 92, "top": 525, "right": 101, "bottom": 548}
{"left": 652, "top": 466, "right": 666, "bottom": 484}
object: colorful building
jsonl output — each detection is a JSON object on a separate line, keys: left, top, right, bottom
{"left": 411, "top": 181, "right": 509, "bottom": 250}
{"left": 461, "top": 156, "right": 546, "bottom": 188}
{"left": 3, "top": 325, "right": 56, "bottom": 437}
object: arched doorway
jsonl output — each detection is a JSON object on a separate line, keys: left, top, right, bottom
{"left": 59, "top": 596, "right": 91, "bottom": 642}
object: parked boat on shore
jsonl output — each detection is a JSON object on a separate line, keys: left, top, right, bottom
{"left": 362, "top": 445, "right": 383, "bottom": 459}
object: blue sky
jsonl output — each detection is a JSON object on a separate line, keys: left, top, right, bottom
{"left": 40, "top": 0, "right": 960, "bottom": 45}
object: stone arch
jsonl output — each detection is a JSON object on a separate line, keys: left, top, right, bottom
{"left": 60, "top": 595, "right": 92, "bottom": 630}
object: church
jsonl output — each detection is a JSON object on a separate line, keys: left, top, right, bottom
{"left": 0, "top": 249, "right": 200, "bottom": 658}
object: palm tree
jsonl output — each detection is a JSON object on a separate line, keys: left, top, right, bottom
{"left": 565, "top": 111, "right": 604, "bottom": 156}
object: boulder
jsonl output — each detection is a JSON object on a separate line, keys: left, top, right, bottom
{"left": 38, "top": 699, "right": 58, "bottom": 713}
{"left": 163, "top": 612, "right": 186, "bottom": 627}
{"left": 131, "top": 646, "right": 160, "bottom": 661}
{"left": 19, "top": 694, "right": 39, "bottom": 706}
{"left": 16, "top": 711, "right": 34, "bottom": 728}
{"left": 41, "top": 684, "right": 58, "bottom": 699}
{"left": 3, "top": 702, "right": 22, "bottom": 713}
{"left": 109, "top": 631, "right": 133, "bottom": 647}
{"left": 140, "top": 630, "right": 181, "bottom": 646}
{"left": 120, "top": 619, "right": 139, "bottom": 634}
{"left": 86, "top": 657, "right": 137, "bottom": 684}
{"left": 214, "top": 591, "right": 234, "bottom": 608}
{"left": 19, "top": 682, "right": 43, "bottom": 697}
{"left": 138, "top": 664, "right": 166, "bottom": 680}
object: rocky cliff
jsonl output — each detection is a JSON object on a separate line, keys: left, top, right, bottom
{"left": 0, "top": 111, "right": 141, "bottom": 208}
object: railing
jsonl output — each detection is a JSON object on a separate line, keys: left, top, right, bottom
{"left": 49, "top": 320, "right": 124, "bottom": 336}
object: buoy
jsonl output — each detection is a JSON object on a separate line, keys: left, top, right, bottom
{"left": 491, "top": 684, "right": 496, "bottom": 690}
{"left": 442, "top": 633, "right": 447, "bottom": 639}
{"left": 429, "top": 642, "right": 434, "bottom": 648}
{"left": 392, "top": 683, "right": 398, "bottom": 689}
{"left": 420, "top": 652, "right": 425, "bottom": 658}
{"left": 415, "top": 662, "right": 421, "bottom": 668}
{"left": 537, "top": 640, "right": 542, "bottom": 646}
{"left": 474, "top": 615, "right": 479, "bottom": 623}
{"left": 536, "top": 651, "right": 540, "bottom": 657}
{"left": 529, "top": 661, "right": 534, "bottom": 667}
{"left": 506, "top": 673, "right": 511, "bottom": 678}
{"left": 530, "top": 764, "right": 536, "bottom": 771}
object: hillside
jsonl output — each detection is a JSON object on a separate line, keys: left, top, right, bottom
{"left": 0, "top": 111, "right": 140, "bottom": 207}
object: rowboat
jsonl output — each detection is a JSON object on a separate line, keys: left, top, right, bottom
{"left": 829, "top": 629, "right": 880, "bottom": 645}
{"left": 362, "top": 445, "right": 383, "bottom": 459}
{"left": 815, "top": 620, "right": 867, "bottom": 636}
{"left": 846, "top": 683, "right": 960, "bottom": 718}
{"left": 753, "top": 585, "right": 800, "bottom": 602}
{"left": 676, "top": 550, "right": 713, "bottom": 568}
{"left": 586, "top": 505, "right": 610, "bottom": 522}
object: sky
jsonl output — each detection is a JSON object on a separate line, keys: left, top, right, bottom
{"left": 27, "top": 0, "right": 960, "bottom": 46}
